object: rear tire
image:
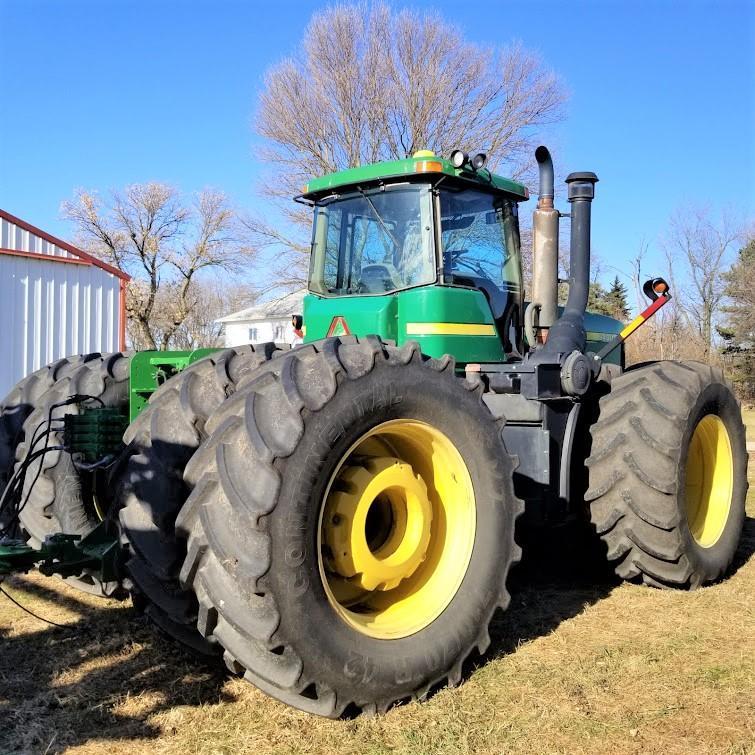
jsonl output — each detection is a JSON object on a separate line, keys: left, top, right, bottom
{"left": 1, "top": 355, "right": 101, "bottom": 504}
{"left": 117, "top": 344, "right": 280, "bottom": 654}
{"left": 15, "top": 353, "right": 131, "bottom": 597}
{"left": 585, "top": 360, "right": 748, "bottom": 588}
{"left": 176, "top": 337, "right": 522, "bottom": 716}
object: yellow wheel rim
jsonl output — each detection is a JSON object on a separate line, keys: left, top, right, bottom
{"left": 685, "top": 414, "right": 734, "bottom": 548}
{"left": 318, "top": 419, "right": 476, "bottom": 639}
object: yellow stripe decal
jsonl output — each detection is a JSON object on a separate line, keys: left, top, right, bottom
{"left": 405, "top": 322, "right": 497, "bottom": 336}
{"left": 619, "top": 314, "right": 646, "bottom": 339}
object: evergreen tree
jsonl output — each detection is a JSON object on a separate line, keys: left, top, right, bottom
{"left": 587, "top": 282, "right": 612, "bottom": 316}
{"left": 604, "top": 276, "right": 631, "bottom": 320}
{"left": 721, "top": 239, "right": 755, "bottom": 347}
{"left": 586, "top": 279, "right": 630, "bottom": 319}
{"left": 720, "top": 238, "right": 755, "bottom": 399}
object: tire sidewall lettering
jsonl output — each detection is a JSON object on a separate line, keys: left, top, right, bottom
{"left": 265, "top": 346, "right": 516, "bottom": 704}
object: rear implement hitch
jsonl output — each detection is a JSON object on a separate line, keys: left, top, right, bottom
{"left": 0, "top": 522, "right": 122, "bottom": 583}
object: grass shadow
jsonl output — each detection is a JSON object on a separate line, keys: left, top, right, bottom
{"left": 487, "top": 522, "right": 619, "bottom": 661}
{"left": 730, "top": 514, "right": 755, "bottom": 574}
{"left": 3, "top": 571, "right": 100, "bottom": 617}
{"left": 0, "top": 578, "right": 232, "bottom": 754}
{"left": 2, "top": 513, "right": 752, "bottom": 747}
{"left": 488, "top": 506, "right": 755, "bottom": 663}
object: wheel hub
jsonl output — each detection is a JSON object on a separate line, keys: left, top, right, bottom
{"left": 323, "top": 458, "right": 432, "bottom": 591}
{"left": 685, "top": 413, "right": 734, "bottom": 548}
{"left": 317, "top": 419, "right": 476, "bottom": 639}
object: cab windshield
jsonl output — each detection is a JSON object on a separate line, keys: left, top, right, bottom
{"left": 439, "top": 188, "right": 523, "bottom": 352}
{"left": 439, "top": 189, "right": 522, "bottom": 298}
{"left": 308, "top": 184, "right": 435, "bottom": 296}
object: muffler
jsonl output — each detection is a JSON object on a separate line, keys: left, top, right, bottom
{"left": 530, "top": 146, "right": 559, "bottom": 341}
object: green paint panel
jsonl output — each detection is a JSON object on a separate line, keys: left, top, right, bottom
{"left": 303, "top": 154, "right": 528, "bottom": 200}
{"left": 397, "top": 287, "right": 506, "bottom": 363}
{"left": 305, "top": 288, "right": 625, "bottom": 367}
{"left": 304, "top": 286, "right": 506, "bottom": 364}
{"left": 129, "top": 348, "right": 220, "bottom": 422}
{"left": 304, "top": 294, "right": 399, "bottom": 343}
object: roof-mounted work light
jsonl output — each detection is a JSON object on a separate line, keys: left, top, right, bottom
{"left": 450, "top": 150, "right": 468, "bottom": 168}
{"left": 471, "top": 152, "right": 487, "bottom": 170}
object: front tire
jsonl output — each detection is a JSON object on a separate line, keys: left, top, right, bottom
{"left": 585, "top": 360, "right": 748, "bottom": 588}
{"left": 176, "top": 337, "right": 522, "bottom": 716}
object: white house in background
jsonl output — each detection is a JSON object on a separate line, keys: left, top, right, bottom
{"left": 217, "top": 288, "right": 306, "bottom": 347}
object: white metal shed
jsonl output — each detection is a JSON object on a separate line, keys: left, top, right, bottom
{"left": 0, "top": 208, "right": 129, "bottom": 398}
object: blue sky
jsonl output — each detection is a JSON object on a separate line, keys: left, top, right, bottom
{"left": 1, "top": 0, "right": 753, "bottom": 288}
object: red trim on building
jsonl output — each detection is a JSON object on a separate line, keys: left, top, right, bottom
{"left": 119, "top": 279, "right": 127, "bottom": 351}
{"left": 0, "top": 208, "right": 130, "bottom": 281}
{"left": 0, "top": 247, "right": 89, "bottom": 265}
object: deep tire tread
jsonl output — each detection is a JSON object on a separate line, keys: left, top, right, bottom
{"left": 176, "top": 336, "right": 522, "bottom": 717}
{"left": 117, "top": 344, "right": 279, "bottom": 653}
{"left": 586, "top": 359, "right": 748, "bottom": 588}
{"left": 13, "top": 353, "right": 131, "bottom": 596}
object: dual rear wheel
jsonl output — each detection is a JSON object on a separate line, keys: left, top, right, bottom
{"left": 123, "top": 348, "right": 746, "bottom": 715}
{"left": 319, "top": 419, "right": 477, "bottom": 639}
{"left": 2, "top": 353, "right": 131, "bottom": 596}
{"left": 173, "top": 337, "right": 521, "bottom": 715}
{"left": 4, "top": 346, "right": 745, "bottom": 716}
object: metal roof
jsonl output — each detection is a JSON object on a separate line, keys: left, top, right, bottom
{"left": 0, "top": 208, "right": 130, "bottom": 281}
{"left": 217, "top": 288, "right": 307, "bottom": 323}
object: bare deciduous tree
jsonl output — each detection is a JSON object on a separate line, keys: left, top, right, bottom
{"left": 250, "top": 2, "right": 566, "bottom": 289}
{"left": 62, "top": 184, "right": 257, "bottom": 350}
{"left": 168, "top": 278, "right": 257, "bottom": 350}
{"left": 629, "top": 239, "right": 650, "bottom": 313}
{"left": 662, "top": 206, "right": 742, "bottom": 361}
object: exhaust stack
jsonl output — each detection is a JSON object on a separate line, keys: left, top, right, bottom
{"left": 540, "top": 170, "right": 599, "bottom": 359}
{"left": 531, "top": 147, "right": 559, "bottom": 338}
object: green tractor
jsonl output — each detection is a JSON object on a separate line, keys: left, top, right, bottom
{"left": 0, "top": 147, "right": 748, "bottom": 717}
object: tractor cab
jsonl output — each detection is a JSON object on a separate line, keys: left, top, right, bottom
{"left": 300, "top": 150, "right": 529, "bottom": 364}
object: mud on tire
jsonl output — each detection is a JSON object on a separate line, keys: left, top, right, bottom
{"left": 175, "top": 336, "right": 522, "bottom": 716}
{"left": 585, "top": 360, "right": 748, "bottom": 588}
{"left": 117, "top": 344, "right": 280, "bottom": 654}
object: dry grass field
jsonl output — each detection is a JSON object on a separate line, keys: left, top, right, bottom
{"left": 744, "top": 408, "right": 755, "bottom": 446}
{"left": 1, "top": 464, "right": 753, "bottom": 753}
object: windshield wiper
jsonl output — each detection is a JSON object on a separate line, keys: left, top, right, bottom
{"left": 356, "top": 186, "right": 401, "bottom": 251}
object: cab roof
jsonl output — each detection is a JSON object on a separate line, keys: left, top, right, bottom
{"left": 301, "top": 152, "right": 530, "bottom": 202}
